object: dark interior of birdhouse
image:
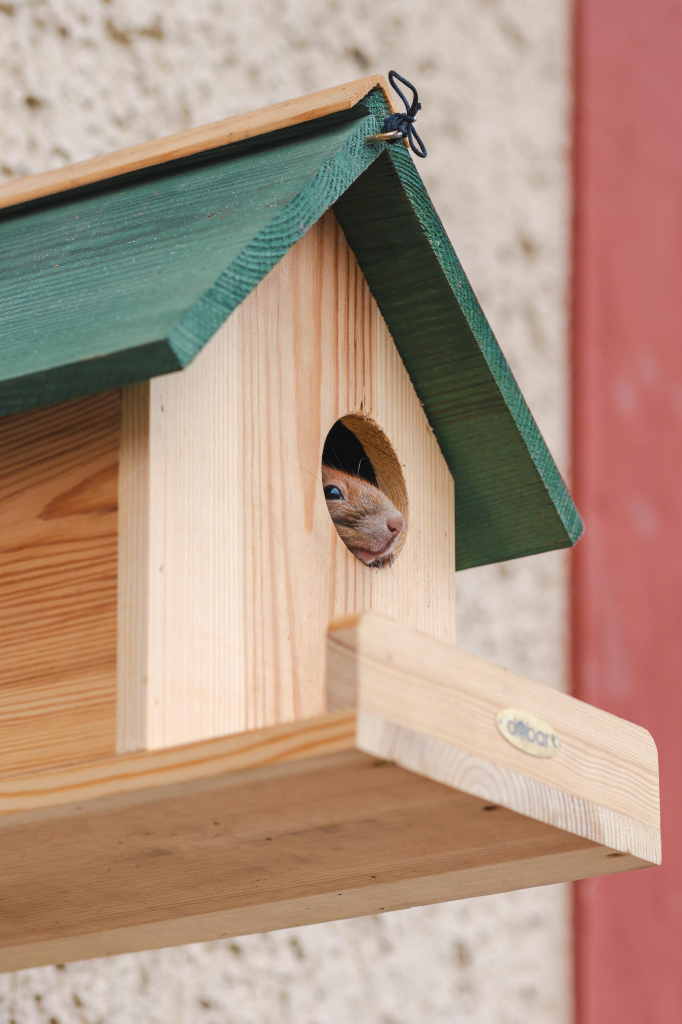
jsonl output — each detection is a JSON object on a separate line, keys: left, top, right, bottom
{"left": 323, "top": 420, "right": 377, "bottom": 483}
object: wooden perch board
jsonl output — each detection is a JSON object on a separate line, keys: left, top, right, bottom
{"left": 0, "top": 615, "right": 659, "bottom": 971}
{"left": 328, "top": 614, "right": 660, "bottom": 863}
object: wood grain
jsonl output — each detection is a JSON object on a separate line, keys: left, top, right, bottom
{"left": 0, "top": 711, "right": 356, "bottom": 820}
{"left": 118, "top": 211, "right": 456, "bottom": 751}
{"left": 0, "top": 76, "right": 390, "bottom": 212}
{"left": 0, "top": 846, "right": 641, "bottom": 975}
{"left": 0, "top": 393, "right": 119, "bottom": 774}
{"left": 327, "top": 613, "right": 661, "bottom": 862}
{"left": 116, "top": 384, "right": 150, "bottom": 753}
{"left": 0, "top": 709, "right": 648, "bottom": 972}
{"left": 358, "top": 714, "right": 660, "bottom": 864}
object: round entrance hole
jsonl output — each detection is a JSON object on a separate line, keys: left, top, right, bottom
{"left": 321, "top": 415, "right": 408, "bottom": 568}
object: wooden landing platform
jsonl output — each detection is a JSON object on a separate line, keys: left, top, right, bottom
{"left": 0, "top": 614, "right": 659, "bottom": 972}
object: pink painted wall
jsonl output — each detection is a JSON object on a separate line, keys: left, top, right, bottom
{"left": 572, "top": 1, "right": 682, "bottom": 1019}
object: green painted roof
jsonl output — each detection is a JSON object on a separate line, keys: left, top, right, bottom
{"left": 0, "top": 83, "right": 582, "bottom": 570}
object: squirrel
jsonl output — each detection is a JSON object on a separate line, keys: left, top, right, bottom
{"left": 322, "top": 464, "right": 405, "bottom": 568}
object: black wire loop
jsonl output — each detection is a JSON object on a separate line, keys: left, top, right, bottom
{"left": 381, "top": 70, "right": 427, "bottom": 158}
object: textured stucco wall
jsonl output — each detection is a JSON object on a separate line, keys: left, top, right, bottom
{"left": 0, "top": 1, "right": 572, "bottom": 1020}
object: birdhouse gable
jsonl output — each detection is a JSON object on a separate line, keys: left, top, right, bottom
{"left": 0, "top": 76, "right": 581, "bottom": 571}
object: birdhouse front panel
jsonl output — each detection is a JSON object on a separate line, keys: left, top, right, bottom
{"left": 118, "top": 210, "right": 456, "bottom": 752}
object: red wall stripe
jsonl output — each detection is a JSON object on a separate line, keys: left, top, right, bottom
{"left": 572, "top": 0, "right": 682, "bottom": 1020}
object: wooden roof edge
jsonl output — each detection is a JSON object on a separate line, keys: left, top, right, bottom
{"left": 0, "top": 75, "right": 391, "bottom": 213}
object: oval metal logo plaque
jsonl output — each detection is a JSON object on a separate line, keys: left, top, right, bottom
{"left": 496, "top": 708, "right": 561, "bottom": 758}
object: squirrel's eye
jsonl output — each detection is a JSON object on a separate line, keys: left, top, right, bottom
{"left": 324, "top": 485, "right": 344, "bottom": 501}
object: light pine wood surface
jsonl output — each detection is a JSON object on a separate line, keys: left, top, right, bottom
{"left": 0, "top": 707, "right": 648, "bottom": 973}
{"left": 116, "top": 384, "right": 151, "bottom": 753}
{"left": 0, "top": 393, "right": 119, "bottom": 774}
{"left": 0, "top": 76, "right": 389, "bottom": 212}
{"left": 0, "top": 617, "right": 658, "bottom": 970}
{"left": 118, "top": 211, "right": 456, "bottom": 751}
{"left": 328, "top": 613, "right": 661, "bottom": 863}
{"left": 0, "top": 846, "right": 635, "bottom": 975}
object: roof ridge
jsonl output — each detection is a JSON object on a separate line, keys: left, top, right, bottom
{"left": 0, "top": 75, "right": 391, "bottom": 213}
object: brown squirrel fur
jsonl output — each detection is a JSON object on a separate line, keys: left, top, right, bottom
{"left": 322, "top": 465, "right": 405, "bottom": 568}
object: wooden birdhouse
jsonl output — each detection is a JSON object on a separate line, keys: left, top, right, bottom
{"left": 0, "top": 75, "right": 660, "bottom": 970}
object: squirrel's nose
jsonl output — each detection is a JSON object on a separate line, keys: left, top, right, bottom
{"left": 386, "top": 513, "right": 404, "bottom": 538}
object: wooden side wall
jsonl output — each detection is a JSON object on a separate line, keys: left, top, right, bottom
{"left": 0, "top": 393, "right": 119, "bottom": 774}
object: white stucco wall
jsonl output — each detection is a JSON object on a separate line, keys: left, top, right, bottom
{"left": 0, "top": 1, "right": 573, "bottom": 1020}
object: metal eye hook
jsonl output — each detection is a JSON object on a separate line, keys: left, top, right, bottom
{"left": 367, "top": 70, "right": 427, "bottom": 158}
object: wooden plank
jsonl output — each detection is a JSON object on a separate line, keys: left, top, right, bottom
{"left": 0, "top": 709, "right": 648, "bottom": 972}
{"left": 327, "top": 613, "right": 661, "bottom": 862}
{"left": 0, "top": 111, "right": 380, "bottom": 417}
{"left": 0, "top": 392, "right": 119, "bottom": 775}
{"left": 572, "top": 0, "right": 681, "bottom": 1019}
{"left": 0, "top": 847, "right": 640, "bottom": 975}
{"left": 116, "top": 384, "right": 150, "bottom": 753}
{"left": 118, "top": 211, "right": 456, "bottom": 751}
{"left": 0, "top": 76, "right": 389, "bottom": 212}
{"left": 0, "top": 711, "right": 357, "bottom": 819}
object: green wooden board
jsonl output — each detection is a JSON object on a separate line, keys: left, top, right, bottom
{"left": 0, "top": 87, "right": 582, "bottom": 569}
